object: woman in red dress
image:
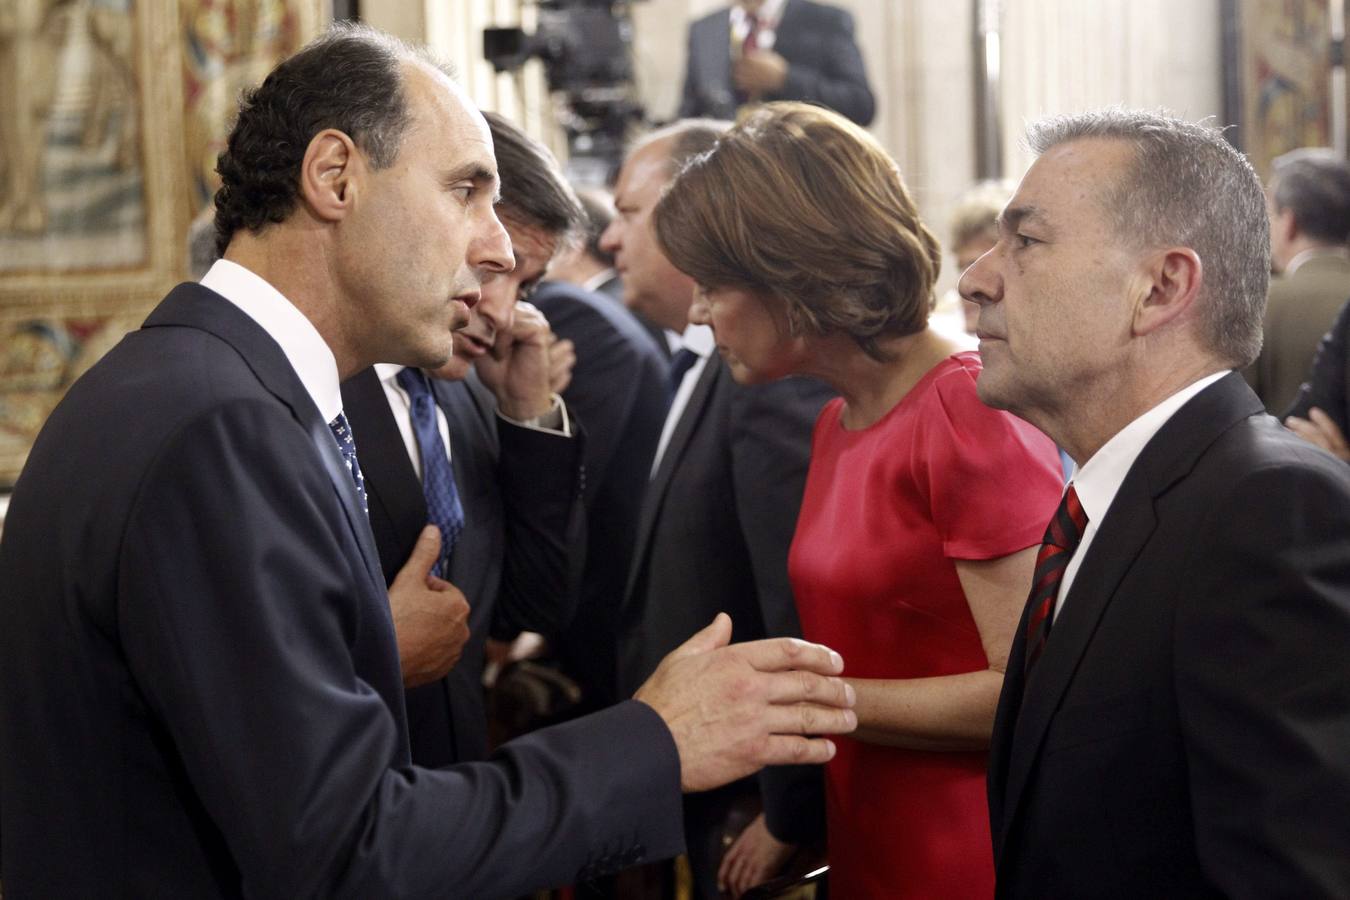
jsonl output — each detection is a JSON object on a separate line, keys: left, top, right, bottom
{"left": 653, "top": 103, "right": 1064, "bottom": 899}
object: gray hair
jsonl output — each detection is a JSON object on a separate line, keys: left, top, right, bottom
{"left": 1026, "top": 108, "right": 1269, "bottom": 368}
{"left": 1270, "top": 147, "right": 1350, "bottom": 244}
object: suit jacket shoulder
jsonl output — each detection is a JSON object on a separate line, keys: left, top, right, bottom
{"left": 989, "top": 373, "right": 1350, "bottom": 897}
{"left": 0, "top": 284, "right": 681, "bottom": 898}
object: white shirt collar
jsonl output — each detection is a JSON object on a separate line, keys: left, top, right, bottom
{"left": 581, "top": 268, "right": 618, "bottom": 294}
{"left": 1284, "top": 246, "right": 1350, "bottom": 276}
{"left": 374, "top": 362, "right": 406, "bottom": 385}
{"left": 200, "top": 259, "right": 343, "bottom": 424}
{"left": 679, "top": 323, "right": 716, "bottom": 357}
{"left": 732, "top": 0, "right": 786, "bottom": 28}
{"left": 1069, "top": 371, "right": 1231, "bottom": 530}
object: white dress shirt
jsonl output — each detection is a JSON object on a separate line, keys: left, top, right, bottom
{"left": 376, "top": 364, "right": 571, "bottom": 482}
{"left": 730, "top": 0, "right": 786, "bottom": 51}
{"left": 650, "top": 324, "right": 715, "bottom": 477}
{"left": 200, "top": 259, "right": 341, "bottom": 424}
{"left": 1057, "top": 370, "right": 1230, "bottom": 615}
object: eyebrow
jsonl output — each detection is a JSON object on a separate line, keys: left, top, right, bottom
{"left": 997, "top": 204, "right": 1051, "bottom": 233}
{"left": 446, "top": 162, "right": 501, "bottom": 202}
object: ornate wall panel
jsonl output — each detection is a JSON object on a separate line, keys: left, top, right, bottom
{"left": 0, "top": 0, "right": 324, "bottom": 487}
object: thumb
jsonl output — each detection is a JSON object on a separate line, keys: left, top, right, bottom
{"left": 668, "top": 612, "right": 733, "bottom": 661}
{"left": 405, "top": 525, "right": 442, "bottom": 578}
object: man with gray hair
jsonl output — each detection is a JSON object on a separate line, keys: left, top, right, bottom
{"left": 1246, "top": 147, "right": 1350, "bottom": 413}
{"left": 961, "top": 109, "right": 1350, "bottom": 896}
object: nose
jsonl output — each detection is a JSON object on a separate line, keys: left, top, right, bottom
{"left": 598, "top": 218, "right": 621, "bottom": 255}
{"left": 468, "top": 207, "right": 515, "bottom": 278}
{"left": 957, "top": 245, "right": 1002, "bottom": 308}
{"left": 476, "top": 269, "right": 514, "bottom": 332}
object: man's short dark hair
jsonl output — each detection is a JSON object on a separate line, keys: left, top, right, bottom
{"left": 482, "top": 111, "right": 584, "bottom": 240}
{"left": 576, "top": 189, "right": 616, "bottom": 267}
{"left": 1271, "top": 148, "right": 1350, "bottom": 245}
{"left": 213, "top": 22, "right": 447, "bottom": 255}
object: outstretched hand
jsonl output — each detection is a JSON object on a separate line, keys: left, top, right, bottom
{"left": 635, "top": 613, "right": 856, "bottom": 792}
{"left": 389, "top": 525, "right": 471, "bottom": 687}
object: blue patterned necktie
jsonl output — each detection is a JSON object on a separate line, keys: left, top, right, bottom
{"left": 396, "top": 367, "right": 464, "bottom": 578}
{"left": 667, "top": 346, "right": 700, "bottom": 401}
{"left": 328, "top": 412, "right": 368, "bottom": 514}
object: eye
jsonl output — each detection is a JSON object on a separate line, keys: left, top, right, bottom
{"left": 1013, "top": 232, "right": 1040, "bottom": 249}
{"left": 449, "top": 184, "right": 475, "bottom": 203}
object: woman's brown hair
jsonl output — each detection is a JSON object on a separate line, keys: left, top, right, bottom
{"left": 653, "top": 102, "right": 942, "bottom": 359}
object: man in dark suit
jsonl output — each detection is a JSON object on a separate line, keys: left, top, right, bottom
{"left": 960, "top": 109, "right": 1350, "bottom": 896}
{"left": 1285, "top": 296, "right": 1350, "bottom": 461}
{"left": 476, "top": 122, "right": 670, "bottom": 706}
{"left": 601, "top": 120, "right": 834, "bottom": 898}
{"left": 550, "top": 187, "right": 675, "bottom": 358}
{"left": 678, "top": 0, "right": 875, "bottom": 126}
{"left": 342, "top": 299, "right": 584, "bottom": 766}
{"left": 0, "top": 25, "right": 858, "bottom": 897}
{"left": 1245, "top": 148, "right": 1350, "bottom": 413}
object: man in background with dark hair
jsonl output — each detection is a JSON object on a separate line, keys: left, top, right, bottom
{"left": 0, "top": 25, "right": 857, "bottom": 897}
{"left": 601, "top": 120, "right": 834, "bottom": 898}
{"left": 1246, "top": 147, "right": 1350, "bottom": 413}
{"left": 474, "top": 113, "right": 670, "bottom": 715}
{"left": 551, "top": 187, "right": 674, "bottom": 356}
{"left": 339, "top": 109, "right": 586, "bottom": 766}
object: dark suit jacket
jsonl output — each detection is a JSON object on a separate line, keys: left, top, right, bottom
{"left": 1245, "top": 253, "right": 1350, "bottom": 413}
{"left": 532, "top": 281, "right": 669, "bottom": 708}
{"left": 1286, "top": 295, "right": 1350, "bottom": 430}
{"left": 593, "top": 271, "right": 672, "bottom": 361}
{"left": 341, "top": 365, "right": 584, "bottom": 766}
{"left": 988, "top": 373, "right": 1350, "bottom": 898}
{"left": 619, "top": 355, "right": 833, "bottom": 844}
{"left": 0, "top": 284, "right": 684, "bottom": 897}
{"left": 678, "top": 0, "right": 875, "bottom": 125}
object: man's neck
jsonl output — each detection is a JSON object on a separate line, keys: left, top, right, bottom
{"left": 223, "top": 234, "right": 359, "bottom": 378}
{"left": 1047, "top": 353, "right": 1229, "bottom": 465}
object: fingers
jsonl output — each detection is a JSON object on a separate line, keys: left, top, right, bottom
{"left": 731, "top": 636, "right": 845, "bottom": 676}
{"left": 1287, "top": 414, "right": 1336, "bottom": 453}
{"left": 762, "top": 669, "right": 855, "bottom": 708}
{"left": 752, "top": 734, "right": 839, "bottom": 767}
{"left": 759, "top": 701, "right": 857, "bottom": 736}
{"left": 1309, "top": 407, "right": 1350, "bottom": 457}
{"left": 665, "top": 612, "right": 733, "bottom": 662}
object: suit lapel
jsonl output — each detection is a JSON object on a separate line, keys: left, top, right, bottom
{"left": 625, "top": 356, "right": 722, "bottom": 600}
{"left": 341, "top": 367, "right": 427, "bottom": 580}
{"left": 143, "top": 284, "right": 387, "bottom": 601}
{"left": 996, "top": 373, "right": 1265, "bottom": 843}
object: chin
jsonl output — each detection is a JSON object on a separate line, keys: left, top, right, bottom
{"left": 727, "top": 359, "right": 775, "bottom": 386}
{"left": 429, "top": 356, "right": 472, "bottom": 382}
{"left": 974, "top": 370, "right": 1016, "bottom": 411}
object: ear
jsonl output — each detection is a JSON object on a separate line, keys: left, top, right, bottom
{"left": 298, "top": 129, "right": 363, "bottom": 223}
{"left": 1274, "top": 206, "right": 1299, "bottom": 245}
{"left": 1133, "top": 247, "right": 1202, "bottom": 337}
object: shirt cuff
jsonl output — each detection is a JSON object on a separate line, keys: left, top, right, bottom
{"left": 497, "top": 393, "right": 571, "bottom": 436}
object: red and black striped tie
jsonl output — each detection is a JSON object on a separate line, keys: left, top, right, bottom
{"left": 1024, "top": 485, "right": 1088, "bottom": 673}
